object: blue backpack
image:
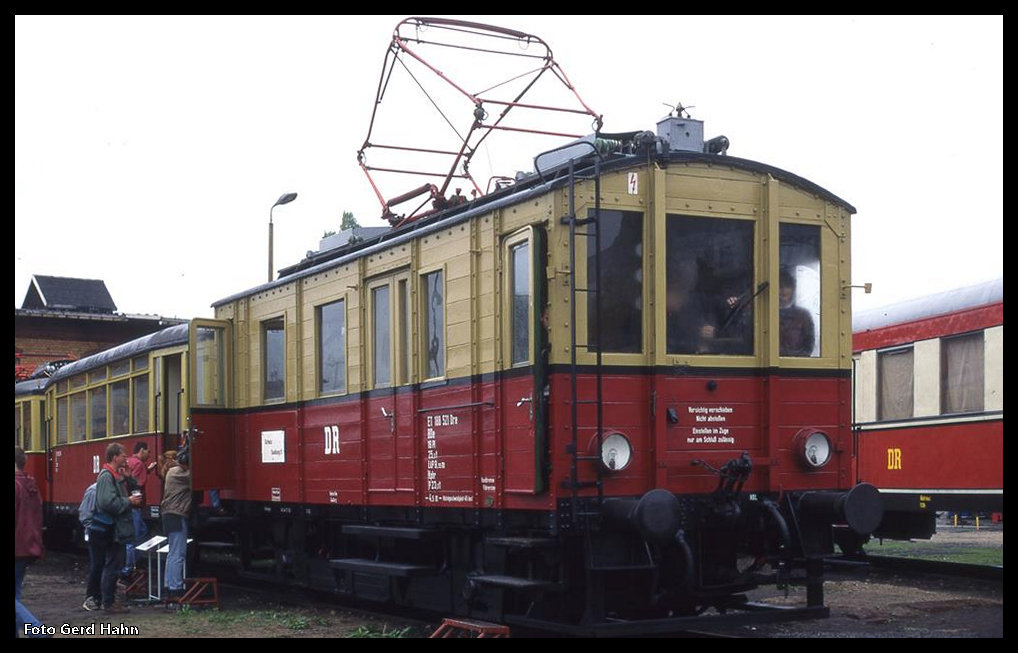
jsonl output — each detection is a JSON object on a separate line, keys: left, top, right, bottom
{"left": 79, "top": 481, "right": 114, "bottom": 532}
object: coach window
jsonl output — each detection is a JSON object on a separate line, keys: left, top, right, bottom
{"left": 372, "top": 284, "right": 392, "bottom": 388}
{"left": 589, "top": 209, "right": 643, "bottom": 353}
{"left": 941, "top": 331, "right": 984, "bottom": 414}
{"left": 318, "top": 299, "right": 347, "bottom": 395}
{"left": 666, "top": 215, "right": 754, "bottom": 355}
{"left": 878, "top": 346, "right": 914, "bottom": 420}
{"left": 779, "top": 224, "right": 821, "bottom": 358}
{"left": 133, "top": 359, "right": 150, "bottom": 434}
{"left": 422, "top": 270, "right": 445, "bottom": 379}
{"left": 90, "top": 386, "right": 107, "bottom": 439}
{"left": 71, "top": 391, "right": 86, "bottom": 442}
{"left": 263, "top": 318, "right": 286, "bottom": 402}
{"left": 56, "top": 396, "right": 68, "bottom": 445}
{"left": 111, "top": 379, "right": 130, "bottom": 435}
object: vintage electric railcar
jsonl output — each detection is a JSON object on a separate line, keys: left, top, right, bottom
{"left": 22, "top": 121, "right": 882, "bottom": 632}
{"left": 175, "top": 112, "right": 881, "bottom": 631}
{"left": 852, "top": 278, "right": 1003, "bottom": 541}
{"left": 21, "top": 17, "right": 886, "bottom": 634}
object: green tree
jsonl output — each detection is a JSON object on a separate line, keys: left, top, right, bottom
{"left": 323, "top": 211, "right": 360, "bottom": 238}
{"left": 340, "top": 211, "right": 359, "bottom": 230}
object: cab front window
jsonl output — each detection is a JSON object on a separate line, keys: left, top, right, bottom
{"left": 666, "top": 215, "right": 754, "bottom": 355}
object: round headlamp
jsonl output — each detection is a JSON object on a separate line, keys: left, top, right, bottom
{"left": 795, "top": 428, "right": 832, "bottom": 469}
{"left": 600, "top": 433, "right": 633, "bottom": 471}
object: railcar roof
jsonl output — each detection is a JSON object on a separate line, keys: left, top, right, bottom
{"left": 214, "top": 149, "right": 855, "bottom": 308}
{"left": 15, "top": 378, "right": 48, "bottom": 397}
{"left": 853, "top": 277, "right": 1003, "bottom": 332}
{"left": 48, "top": 323, "right": 190, "bottom": 383}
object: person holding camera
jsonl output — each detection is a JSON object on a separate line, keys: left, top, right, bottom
{"left": 161, "top": 448, "right": 192, "bottom": 600}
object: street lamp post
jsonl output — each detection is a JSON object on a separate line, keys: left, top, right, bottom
{"left": 268, "top": 192, "right": 298, "bottom": 282}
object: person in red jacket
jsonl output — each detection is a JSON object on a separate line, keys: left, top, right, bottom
{"left": 15, "top": 446, "right": 47, "bottom": 637}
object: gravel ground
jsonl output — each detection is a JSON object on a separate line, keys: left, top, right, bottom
{"left": 17, "top": 526, "right": 1001, "bottom": 638}
{"left": 719, "top": 526, "right": 1003, "bottom": 638}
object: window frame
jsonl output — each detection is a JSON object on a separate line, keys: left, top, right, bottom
{"left": 877, "top": 345, "right": 914, "bottom": 421}
{"left": 261, "top": 317, "right": 287, "bottom": 403}
{"left": 503, "top": 228, "right": 535, "bottom": 368}
{"left": 420, "top": 266, "right": 447, "bottom": 382}
{"left": 317, "top": 297, "right": 348, "bottom": 396}
{"left": 941, "top": 330, "right": 985, "bottom": 415}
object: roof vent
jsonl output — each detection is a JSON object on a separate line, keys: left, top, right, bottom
{"left": 656, "top": 116, "right": 705, "bottom": 153}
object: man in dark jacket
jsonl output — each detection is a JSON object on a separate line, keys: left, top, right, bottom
{"left": 15, "top": 446, "right": 46, "bottom": 636}
{"left": 93, "top": 443, "right": 141, "bottom": 613}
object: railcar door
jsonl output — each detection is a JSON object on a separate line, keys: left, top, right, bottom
{"left": 365, "top": 271, "right": 415, "bottom": 500}
{"left": 187, "top": 319, "right": 233, "bottom": 492}
{"left": 501, "top": 227, "right": 548, "bottom": 494}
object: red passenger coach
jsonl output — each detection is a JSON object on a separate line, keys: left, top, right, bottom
{"left": 853, "top": 278, "right": 1003, "bottom": 540}
{"left": 15, "top": 378, "right": 49, "bottom": 503}
{"left": 40, "top": 325, "right": 191, "bottom": 535}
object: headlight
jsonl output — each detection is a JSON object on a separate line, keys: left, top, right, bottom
{"left": 795, "top": 428, "right": 832, "bottom": 469}
{"left": 600, "top": 433, "right": 632, "bottom": 471}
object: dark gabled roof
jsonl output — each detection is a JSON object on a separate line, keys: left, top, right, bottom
{"left": 22, "top": 275, "right": 117, "bottom": 313}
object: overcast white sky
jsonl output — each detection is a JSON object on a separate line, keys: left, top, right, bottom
{"left": 15, "top": 15, "right": 1002, "bottom": 320}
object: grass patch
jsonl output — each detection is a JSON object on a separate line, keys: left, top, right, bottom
{"left": 347, "top": 625, "right": 414, "bottom": 638}
{"left": 866, "top": 538, "right": 1003, "bottom": 566}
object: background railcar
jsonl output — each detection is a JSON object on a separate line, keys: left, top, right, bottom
{"left": 852, "top": 278, "right": 1003, "bottom": 540}
{"left": 40, "top": 324, "right": 191, "bottom": 538}
{"left": 15, "top": 378, "right": 49, "bottom": 504}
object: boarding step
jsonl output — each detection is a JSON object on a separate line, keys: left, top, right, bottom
{"left": 329, "top": 558, "right": 437, "bottom": 578}
{"left": 342, "top": 524, "right": 441, "bottom": 540}
{"left": 484, "top": 536, "right": 557, "bottom": 549}
{"left": 121, "top": 569, "right": 148, "bottom": 597}
{"left": 195, "top": 541, "right": 238, "bottom": 550}
{"left": 430, "top": 618, "right": 510, "bottom": 638}
{"left": 170, "top": 577, "right": 220, "bottom": 609}
{"left": 469, "top": 574, "right": 560, "bottom": 591}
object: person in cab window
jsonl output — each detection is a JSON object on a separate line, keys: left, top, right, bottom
{"left": 779, "top": 268, "right": 815, "bottom": 357}
{"left": 666, "top": 261, "right": 718, "bottom": 354}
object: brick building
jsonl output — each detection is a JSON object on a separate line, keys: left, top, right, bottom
{"left": 15, "top": 275, "right": 186, "bottom": 380}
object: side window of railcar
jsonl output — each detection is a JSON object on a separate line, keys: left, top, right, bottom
{"left": 263, "top": 318, "right": 286, "bottom": 401}
{"left": 941, "top": 331, "right": 984, "bottom": 414}
{"left": 15, "top": 404, "right": 23, "bottom": 449}
{"left": 588, "top": 209, "right": 643, "bottom": 353}
{"left": 71, "top": 388, "right": 86, "bottom": 442}
{"left": 372, "top": 285, "right": 392, "bottom": 388}
{"left": 511, "top": 240, "right": 531, "bottom": 366}
{"left": 318, "top": 299, "right": 347, "bottom": 395}
{"left": 779, "top": 224, "right": 821, "bottom": 358}
{"left": 422, "top": 270, "right": 445, "bottom": 379}
{"left": 111, "top": 379, "right": 130, "bottom": 435}
{"left": 90, "top": 385, "right": 107, "bottom": 439}
{"left": 133, "top": 356, "right": 150, "bottom": 433}
{"left": 666, "top": 215, "right": 754, "bottom": 355}
{"left": 398, "top": 279, "right": 411, "bottom": 385}
{"left": 111, "top": 361, "right": 131, "bottom": 436}
{"left": 878, "top": 346, "right": 914, "bottom": 420}
{"left": 56, "top": 395, "right": 68, "bottom": 444}
{"left": 195, "top": 326, "right": 227, "bottom": 406}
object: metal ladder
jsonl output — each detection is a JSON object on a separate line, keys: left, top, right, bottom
{"left": 560, "top": 155, "right": 606, "bottom": 522}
